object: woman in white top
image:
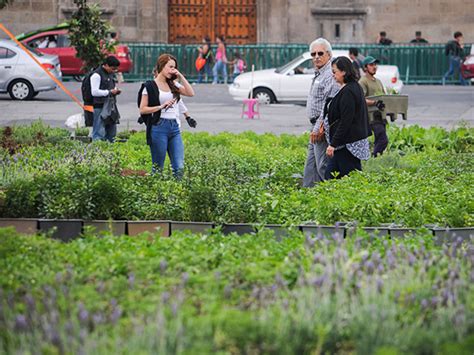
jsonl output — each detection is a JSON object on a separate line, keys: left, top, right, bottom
{"left": 139, "top": 54, "right": 194, "bottom": 177}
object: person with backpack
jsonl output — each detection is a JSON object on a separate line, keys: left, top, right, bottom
{"left": 84, "top": 56, "right": 121, "bottom": 142}
{"left": 442, "top": 31, "right": 467, "bottom": 86}
{"left": 138, "top": 54, "right": 194, "bottom": 178}
{"left": 196, "top": 36, "right": 213, "bottom": 83}
{"left": 228, "top": 51, "right": 246, "bottom": 82}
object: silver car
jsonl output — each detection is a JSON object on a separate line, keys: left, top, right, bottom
{"left": 0, "top": 39, "right": 62, "bottom": 100}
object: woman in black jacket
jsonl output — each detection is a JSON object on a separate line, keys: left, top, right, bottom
{"left": 324, "top": 56, "right": 370, "bottom": 179}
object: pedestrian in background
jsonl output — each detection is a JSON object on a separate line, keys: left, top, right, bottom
{"left": 197, "top": 35, "right": 213, "bottom": 83}
{"left": 302, "top": 38, "right": 340, "bottom": 187}
{"left": 325, "top": 56, "right": 370, "bottom": 179}
{"left": 359, "top": 56, "right": 388, "bottom": 156}
{"left": 410, "top": 31, "right": 428, "bottom": 44}
{"left": 442, "top": 31, "right": 467, "bottom": 86}
{"left": 377, "top": 31, "right": 393, "bottom": 45}
{"left": 212, "top": 35, "right": 228, "bottom": 84}
{"left": 228, "top": 50, "right": 246, "bottom": 82}
{"left": 348, "top": 47, "right": 364, "bottom": 80}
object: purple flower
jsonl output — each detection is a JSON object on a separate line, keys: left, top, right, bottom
{"left": 110, "top": 306, "right": 122, "bottom": 324}
{"left": 14, "top": 314, "right": 28, "bottom": 332}
{"left": 421, "top": 299, "right": 428, "bottom": 309}
{"left": 128, "top": 273, "right": 135, "bottom": 289}
{"left": 161, "top": 292, "right": 170, "bottom": 304}
{"left": 77, "top": 303, "right": 89, "bottom": 325}
{"left": 366, "top": 261, "right": 375, "bottom": 274}
{"left": 159, "top": 259, "right": 168, "bottom": 274}
{"left": 376, "top": 278, "right": 384, "bottom": 293}
{"left": 408, "top": 253, "right": 416, "bottom": 266}
{"left": 181, "top": 272, "right": 189, "bottom": 285}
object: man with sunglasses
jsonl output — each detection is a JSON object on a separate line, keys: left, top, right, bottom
{"left": 303, "top": 38, "right": 341, "bottom": 187}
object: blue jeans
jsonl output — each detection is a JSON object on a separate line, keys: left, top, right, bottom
{"left": 92, "top": 107, "right": 116, "bottom": 142}
{"left": 212, "top": 60, "right": 227, "bottom": 84}
{"left": 443, "top": 56, "right": 467, "bottom": 85}
{"left": 197, "top": 62, "right": 212, "bottom": 83}
{"left": 150, "top": 119, "right": 184, "bottom": 177}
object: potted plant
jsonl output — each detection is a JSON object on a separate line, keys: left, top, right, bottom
{"left": 170, "top": 221, "right": 214, "bottom": 235}
{"left": 115, "top": 130, "right": 131, "bottom": 143}
{"left": 83, "top": 220, "right": 127, "bottom": 236}
{"left": 38, "top": 219, "right": 83, "bottom": 242}
{"left": 72, "top": 126, "right": 91, "bottom": 143}
{"left": 127, "top": 220, "right": 171, "bottom": 237}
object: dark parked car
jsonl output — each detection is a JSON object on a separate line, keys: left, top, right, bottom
{"left": 16, "top": 23, "right": 133, "bottom": 80}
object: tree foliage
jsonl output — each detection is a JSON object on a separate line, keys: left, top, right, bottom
{"left": 0, "top": 0, "right": 13, "bottom": 10}
{"left": 68, "top": 0, "right": 114, "bottom": 72}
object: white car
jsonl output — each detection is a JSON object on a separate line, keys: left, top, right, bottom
{"left": 0, "top": 39, "right": 62, "bottom": 100}
{"left": 229, "top": 50, "right": 404, "bottom": 104}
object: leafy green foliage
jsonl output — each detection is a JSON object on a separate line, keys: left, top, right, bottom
{"left": 0, "top": 229, "right": 472, "bottom": 353}
{"left": 68, "top": 0, "right": 115, "bottom": 71}
{"left": 0, "top": 122, "right": 472, "bottom": 227}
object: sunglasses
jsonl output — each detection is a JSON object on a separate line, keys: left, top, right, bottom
{"left": 311, "top": 51, "right": 326, "bottom": 57}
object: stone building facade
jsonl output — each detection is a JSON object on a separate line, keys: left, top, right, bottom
{"left": 1, "top": 0, "right": 473, "bottom": 44}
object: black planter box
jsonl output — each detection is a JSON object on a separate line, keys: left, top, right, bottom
{"left": 170, "top": 221, "right": 214, "bottom": 235}
{"left": 432, "top": 227, "right": 474, "bottom": 245}
{"left": 300, "top": 224, "right": 345, "bottom": 238}
{"left": 222, "top": 223, "right": 256, "bottom": 235}
{"left": 0, "top": 218, "right": 38, "bottom": 234}
{"left": 362, "top": 227, "right": 390, "bottom": 237}
{"left": 258, "top": 224, "right": 295, "bottom": 239}
{"left": 389, "top": 228, "right": 417, "bottom": 238}
{"left": 84, "top": 220, "right": 126, "bottom": 236}
{"left": 38, "top": 219, "right": 83, "bottom": 242}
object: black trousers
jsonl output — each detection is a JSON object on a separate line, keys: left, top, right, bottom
{"left": 324, "top": 147, "right": 362, "bottom": 180}
{"left": 371, "top": 121, "right": 388, "bottom": 156}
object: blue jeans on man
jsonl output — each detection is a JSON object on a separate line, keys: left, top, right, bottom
{"left": 443, "top": 55, "right": 467, "bottom": 85}
{"left": 212, "top": 60, "right": 227, "bottom": 84}
{"left": 150, "top": 119, "right": 184, "bottom": 178}
{"left": 92, "top": 107, "right": 116, "bottom": 142}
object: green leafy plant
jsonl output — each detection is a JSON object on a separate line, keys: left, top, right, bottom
{"left": 68, "top": 0, "right": 115, "bottom": 71}
{"left": 74, "top": 126, "right": 89, "bottom": 137}
{"left": 0, "top": 0, "right": 12, "bottom": 10}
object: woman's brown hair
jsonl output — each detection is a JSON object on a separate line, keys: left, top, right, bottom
{"left": 154, "top": 54, "right": 181, "bottom": 101}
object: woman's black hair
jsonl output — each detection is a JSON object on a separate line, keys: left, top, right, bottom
{"left": 332, "top": 56, "right": 358, "bottom": 83}
{"left": 204, "top": 35, "right": 211, "bottom": 44}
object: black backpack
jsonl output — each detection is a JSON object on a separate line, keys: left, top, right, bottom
{"left": 137, "top": 80, "right": 161, "bottom": 145}
{"left": 81, "top": 68, "right": 99, "bottom": 127}
{"left": 81, "top": 69, "right": 98, "bottom": 105}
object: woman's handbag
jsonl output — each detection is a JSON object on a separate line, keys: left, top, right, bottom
{"left": 315, "top": 121, "right": 325, "bottom": 142}
{"left": 195, "top": 57, "right": 206, "bottom": 71}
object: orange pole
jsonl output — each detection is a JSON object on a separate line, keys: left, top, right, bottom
{"left": 0, "top": 22, "right": 93, "bottom": 112}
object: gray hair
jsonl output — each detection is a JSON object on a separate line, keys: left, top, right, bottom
{"left": 309, "top": 38, "right": 332, "bottom": 57}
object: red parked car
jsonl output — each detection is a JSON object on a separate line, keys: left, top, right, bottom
{"left": 461, "top": 55, "right": 474, "bottom": 79}
{"left": 16, "top": 23, "right": 133, "bottom": 80}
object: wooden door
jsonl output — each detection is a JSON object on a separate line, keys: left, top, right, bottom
{"left": 168, "top": 0, "right": 257, "bottom": 44}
